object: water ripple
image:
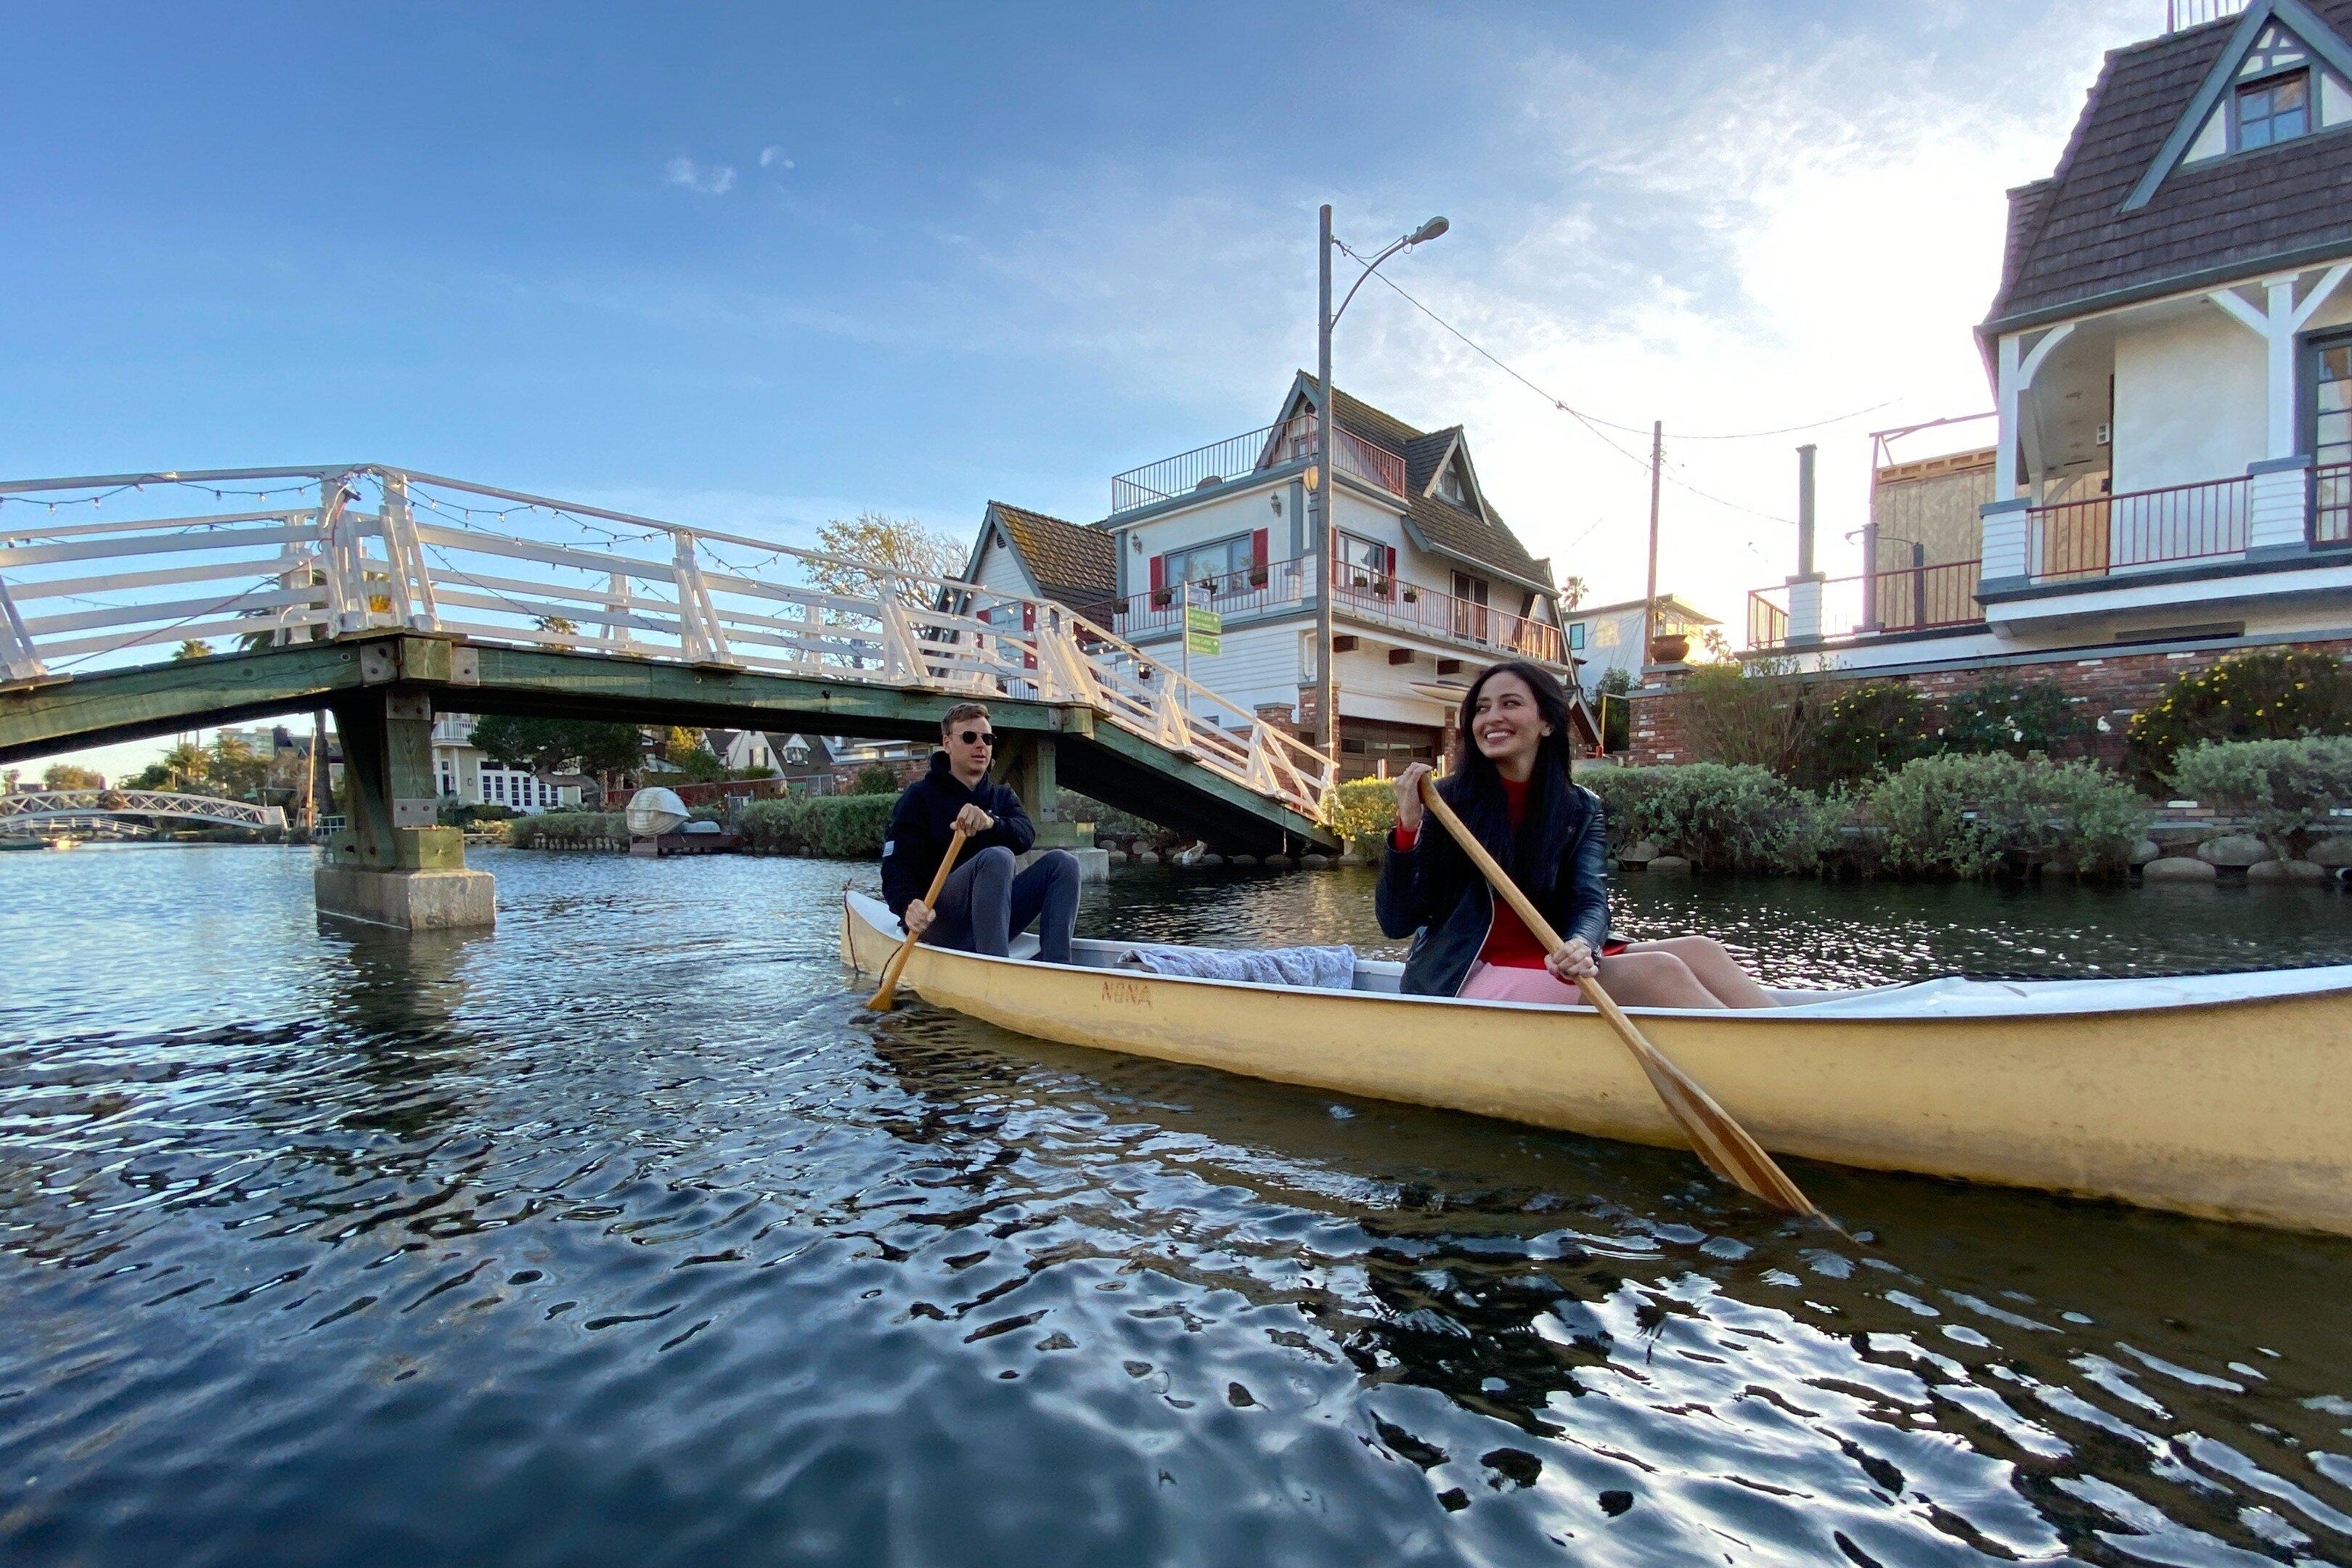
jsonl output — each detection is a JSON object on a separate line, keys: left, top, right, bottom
{"left": 1, "top": 846, "right": 2349, "bottom": 1565}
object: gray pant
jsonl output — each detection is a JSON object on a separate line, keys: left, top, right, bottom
{"left": 926, "top": 846, "right": 1080, "bottom": 964}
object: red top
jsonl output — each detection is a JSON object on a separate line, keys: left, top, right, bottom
{"left": 1392, "top": 775, "right": 1549, "bottom": 968}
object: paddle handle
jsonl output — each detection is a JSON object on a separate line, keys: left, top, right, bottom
{"left": 867, "top": 825, "right": 969, "bottom": 1012}
{"left": 1415, "top": 775, "right": 1823, "bottom": 1220}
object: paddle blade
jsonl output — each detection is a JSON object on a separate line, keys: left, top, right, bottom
{"left": 1622, "top": 1040, "right": 1821, "bottom": 1219}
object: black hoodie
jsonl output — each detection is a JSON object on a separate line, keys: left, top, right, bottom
{"left": 880, "top": 751, "right": 1037, "bottom": 920}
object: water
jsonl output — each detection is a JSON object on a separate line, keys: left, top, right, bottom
{"left": 4, "top": 845, "right": 2352, "bottom": 1567}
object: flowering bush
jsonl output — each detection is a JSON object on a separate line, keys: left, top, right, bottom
{"left": 2123, "top": 649, "right": 2351, "bottom": 785}
{"left": 1940, "top": 676, "right": 2086, "bottom": 758}
{"left": 1798, "top": 681, "right": 1935, "bottom": 788}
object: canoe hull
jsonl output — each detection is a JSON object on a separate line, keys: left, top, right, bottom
{"left": 841, "top": 898, "right": 2352, "bottom": 1236}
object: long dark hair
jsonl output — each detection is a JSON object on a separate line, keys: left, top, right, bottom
{"left": 1438, "top": 660, "right": 1582, "bottom": 897}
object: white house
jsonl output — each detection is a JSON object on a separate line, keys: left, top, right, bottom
{"left": 1069, "top": 374, "right": 1587, "bottom": 778}
{"left": 429, "top": 713, "right": 584, "bottom": 814}
{"left": 1747, "top": 0, "right": 2352, "bottom": 687}
{"left": 1565, "top": 595, "right": 1720, "bottom": 691}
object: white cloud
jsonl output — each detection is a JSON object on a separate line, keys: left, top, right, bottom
{"left": 663, "top": 156, "right": 738, "bottom": 195}
{"left": 759, "top": 146, "right": 795, "bottom": 170}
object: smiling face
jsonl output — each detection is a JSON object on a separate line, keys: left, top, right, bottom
{"left": 1469, "top": 669, "right": 1549, "bottom": 777}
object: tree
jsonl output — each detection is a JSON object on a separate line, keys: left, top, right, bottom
{"left": 807, "top": 512, "right": 967, "bottom": 608}
{"left": 1557, "top": 576, "right": 1588, "bottom": 613}
{"left": 42, "top": 764, "right": 105, "bottom": 790}
{"left": 662, "top": 726, "right": 727, "bottom": 782}
{"left": 851, "top": 764, "right": 902, "bottom": 795}
{"left": 1594, "top": 666, "right": 1633, "bottom": 755}
{"left": 469, "top": 716, "right": 643, "bottom": 780}
{"left": 207, "top": 732, "right": 269, "bottom": 801}
{"left": 173, "top": 640, "right": 213, "bottom": 661}
{"left": 1675, "top": 658, "right": 1818, "bottom": 775}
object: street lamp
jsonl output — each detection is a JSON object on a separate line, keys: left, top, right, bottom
{"left": 1313, "top": 208, "right": 1447, "bottom": 764}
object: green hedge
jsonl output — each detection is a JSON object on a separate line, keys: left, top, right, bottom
{"left": 1863, "top": 753, "right": 2149, "bottom": 879}
{"left": 2169, "top": 735, "right": 2352, "bottom": 859}
{"left": 1583, "top": 763, "right": 1839, "bottom": 874}
{"left": 737, "top": 793, "right": 896, "bottom": 858}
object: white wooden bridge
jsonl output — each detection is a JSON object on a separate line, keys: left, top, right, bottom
{"left": 0, "top": 788, "right": 287, "bottom": 832}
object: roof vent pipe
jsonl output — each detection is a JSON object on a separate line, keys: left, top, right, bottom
{"left": 1796, "top": 444, "right": 1818, "bottom": 579}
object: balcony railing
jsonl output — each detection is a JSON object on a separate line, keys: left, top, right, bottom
{"left": 1109, "top": 552, "right": 1567, "bottom": 664}
{"left": 1747, "top": 559, "right": 1985, "bottom": 650}
{"left": 2025, "top": 473, "right": 2249, "bottom": 581}
{"left": 1109, "top": 415, "right": 1408, "bottom": 515}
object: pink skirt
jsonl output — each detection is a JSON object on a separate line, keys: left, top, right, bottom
{"left": 1456, "top": 961, "right": 1585, "bottom": 1006}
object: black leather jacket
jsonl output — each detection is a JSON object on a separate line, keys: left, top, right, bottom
{"left": 1376, "top": 781, "right": 1612, "bottom": 997}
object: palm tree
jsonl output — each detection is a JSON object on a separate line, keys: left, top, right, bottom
{"left": 173, "top": 640, "right": 213, "bottom": 661}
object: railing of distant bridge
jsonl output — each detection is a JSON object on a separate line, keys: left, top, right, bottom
{"left": 0, "top": 466, "right": 1338, "bottom": 822}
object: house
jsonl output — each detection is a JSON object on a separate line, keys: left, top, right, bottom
{"left": 428, "top": 713, "right": 585, "bottom": 814}
{"left": 1565, "top": 596, "right": 1720, "bottom": 691}
{"left": 1734, "top": 0, "right": 2352, "bottom": 756}
{"left": 705, "top": 728, "right": 783, "bottom": 775}
{"left": 1093, "top": 372, "right": 1588, "bottom": 778}
{"left": 955, "top": 501, "right": 1119, "bottom": 624}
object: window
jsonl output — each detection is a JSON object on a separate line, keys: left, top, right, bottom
{"left": 2310, "top": 333, "right": 2352, "bottom": 545}
{"left": 1337, "top": 533, "right": 1392, "bottom": 595}
{"left": 2237, "top": 70, "right": 2310, "bottom": 149}
{"left": 1437, "top": 463, "right": 1466, "bottom": 505}
{"left": 1161, "top": 534, "right": 1252, "bottom": 592}
{"left": 1568, "top": 621, "right": 1587, "bottom": 651}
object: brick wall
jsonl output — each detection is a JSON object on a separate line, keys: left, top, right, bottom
{"left": 1625, "top": 638, "right": 2352, "bottom": 769}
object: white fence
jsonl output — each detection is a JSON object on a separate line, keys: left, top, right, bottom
{"left": 0, "top": 465, "right": 1338, "bottom": 822}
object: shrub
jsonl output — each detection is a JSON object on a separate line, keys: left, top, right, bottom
{"left": 2168, "top": 735, "right": 2352, "bottom": 859}
{"left": 1940, "top": 675, "right": 2086, "bottom": 759}
{"left": 1673, "top": 658, "right": 1818, "bottom": 775}
{"left": 1583, "top": 762, "right": 1839, "bottom": 874}
{"left": 1798, "top": 682, "right": 1935, "bottom": 788}
{"left": 1059, "top": 791, "right": 1165, "bottom": 844}
{"left": 738, "top": 797, "right": 810, "bottom": 854}
{"left": 1594, "top": 666, "right": 1633, "bottom": 755}
{"left": 2124, "top": 649, "right": 2352, "bottom": 785}
{"left": 798, "top": 793, "right": 895, "bottom": 858}
{"left": 1864, "top": 753, "right": 2150, "bottom": 879}
{"left": 850, "top": 764, "right": 901, "bottom": 796}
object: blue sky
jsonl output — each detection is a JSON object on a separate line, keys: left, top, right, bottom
{"left": 7, "top": 0, "right": 2160, "bottom": 770}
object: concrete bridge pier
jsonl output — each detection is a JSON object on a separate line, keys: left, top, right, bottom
{"left": 317, "top": 687, "right": 494, "bottom": 930}
{"left": 994, "top": 732, "right": 1108, "bottom": 883}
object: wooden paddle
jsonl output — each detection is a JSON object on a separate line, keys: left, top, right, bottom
{"left": 1416, "top": 775, "right": 1824, "bottom": 1220}
{"left": 866, "top": 825, "right": 969, "bottom": 1013}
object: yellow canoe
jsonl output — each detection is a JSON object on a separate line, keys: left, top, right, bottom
{"left": 841, "top": 893, "right": 2352, "bottom": 1236}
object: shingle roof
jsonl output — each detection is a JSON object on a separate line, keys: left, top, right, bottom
{"left": 987, "top": 501, "right": 1117, "bottom": 610}
{"left": 1286, "top": 375, "right": 1553, "bottom": 591}
{"left": 1987, "top": 0, "right": 2352, "bottom": 327}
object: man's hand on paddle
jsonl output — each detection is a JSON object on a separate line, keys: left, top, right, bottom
{"left": 1392, "top": 763, "right": 1433, "bottom": 834}
{"left": 1547, "top": 936, "right": 1598, "bottom": 984}
{"left": 951, "top": 802, "right": 995, "bottom": 836}
{"left": 902, "top": 899, "right": 935, "bottom": 938}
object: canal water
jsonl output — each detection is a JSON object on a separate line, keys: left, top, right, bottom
{"left": 4, "top": 845, "right": 2351, "bottom": 1567}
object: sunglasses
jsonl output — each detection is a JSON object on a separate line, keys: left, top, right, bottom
{"left": 955, "top": 730, "right": 996, "bottom": 747}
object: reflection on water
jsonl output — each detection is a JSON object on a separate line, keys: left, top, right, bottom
{"left": 3, "top": 846, "right": 2349, "bottom": 1567}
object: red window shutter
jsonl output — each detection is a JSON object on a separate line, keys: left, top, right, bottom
{"left": 1149, "top": 555, "right": 1164, "bottom": 592}
{"left": 1021, "top": 602, "right": 1036, "bottom": 670}
{"left": 1251, "top": 528, "right": 1269, "bottom": 586}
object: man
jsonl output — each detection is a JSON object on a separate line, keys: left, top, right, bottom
{"left": 882, "top": 702, "right": 1080, "bottom": 964}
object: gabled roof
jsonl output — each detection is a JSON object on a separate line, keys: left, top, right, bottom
{"left": 981, "top": 501, "right": 1116, "bottom": 612}
{"left": 1568, "top": 593, "right": 1721, "bottom": 625}
{"left": 1278, "top": 373, "right": 1554, "bottom": 594}
{"left": 1985, "top": 0, "right": 2352, "bottom": 330}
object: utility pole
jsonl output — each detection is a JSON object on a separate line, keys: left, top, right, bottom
{"left": 1641, "top": 419, "right": 1662, "bottom": 669}
{"left": 1315, "top": 203, "right": 1336, "bottom": 764}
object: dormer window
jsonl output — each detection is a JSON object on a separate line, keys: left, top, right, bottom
{"left": 1437, "top": 464, "right": 1466, "bottom": 505}
{"left": 2237, "top": 69, "right": 2310, "bottom": 148}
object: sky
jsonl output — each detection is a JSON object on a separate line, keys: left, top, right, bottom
{"left": 4, "top": 0, "right": 2165, "bottom": 775}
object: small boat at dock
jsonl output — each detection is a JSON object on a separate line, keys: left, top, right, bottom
{"left": 841, "top": 891, "right": 2352, "bottom": 1236}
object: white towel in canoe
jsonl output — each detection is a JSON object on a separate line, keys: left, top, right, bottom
{"left": 1122, "top": 944, "right": 1356, "bottom": 989}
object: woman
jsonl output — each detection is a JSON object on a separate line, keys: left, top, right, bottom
{"left": 1376, "top": 659, "right": 1775, "bottom": 1010}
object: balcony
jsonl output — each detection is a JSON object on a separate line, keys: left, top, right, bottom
{"left": 1109, "top": 415, "right": 1407, "bottom": 515}
{"left": 1748, "top": 560, "right": 1985, "bottom": 650}
{"left": 2025, "top": 473, "right": 2251, "bottom": 581}
{"left": 1110, "top": 552, "right": 1567, "bottom": 664}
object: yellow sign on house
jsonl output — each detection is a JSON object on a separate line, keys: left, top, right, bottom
{"left": 1185, "top": 605, "right": 1222, "bottom": 656}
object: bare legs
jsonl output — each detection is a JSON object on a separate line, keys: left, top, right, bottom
{"left": 1596, "top": 936, "right": 1776, "bottom": 1010}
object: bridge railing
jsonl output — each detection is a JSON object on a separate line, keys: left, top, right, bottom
{"left": 0, "top": 466, "right": 1339, "bottom": 822}
{"left": 0, "top": 788, "right": 287, "bottom": 830}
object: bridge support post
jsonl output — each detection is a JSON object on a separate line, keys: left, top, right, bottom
{"left": 316, "top": 687, "right": 494, "bottom": 930}
{"left": 995, "top": 732, "right": 1107, "bottom": 881}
